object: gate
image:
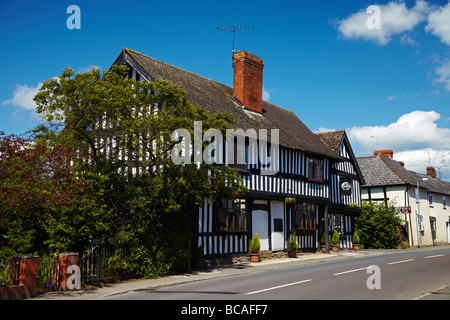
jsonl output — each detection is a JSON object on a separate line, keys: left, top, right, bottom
{"left": 79, "top": 239, "right": 133, "bottom": 285}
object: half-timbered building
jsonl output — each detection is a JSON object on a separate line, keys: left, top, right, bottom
{"left": 317, "top": 130, "right": 365, "bottom": 249}
{"left": 111, "top": 48, "right": 363, "bottom": 258}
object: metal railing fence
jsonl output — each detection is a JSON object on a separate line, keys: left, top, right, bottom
{"left": 79, "top": 239, "right": 134, "bottom": 285}
{"left": 0, "top": 258, "right": 20, "bottom": 287}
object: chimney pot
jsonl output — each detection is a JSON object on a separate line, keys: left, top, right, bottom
{"left": 426, "top": 166, "right": 437, "bottom": 178}
{"left": 374, "top": 150, "right": 394, "bottom": 158}
{"left": 233, "top": 51, "right": 264, "bottom": 114}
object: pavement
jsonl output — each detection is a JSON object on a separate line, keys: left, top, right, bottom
{"left": 29, "top": 247, "right": 449, "bottom": 300}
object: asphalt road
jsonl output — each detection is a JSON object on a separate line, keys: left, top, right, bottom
{"left": 107, "top": 247, "right": 450, "bottom": 301}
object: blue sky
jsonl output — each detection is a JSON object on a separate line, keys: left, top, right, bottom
{"left": 1, "top": 0, "right": 450, "bottom": 179}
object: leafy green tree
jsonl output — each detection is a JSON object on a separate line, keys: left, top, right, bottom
{"left": 355, "top": 201, "right": 403, "bottom": 249}
{"left": 33, "top": 65, "right": 245, "bottom": 276}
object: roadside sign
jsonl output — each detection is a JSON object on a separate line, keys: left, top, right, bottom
{"left": 399, "top": 206, "right": 411, "bottom": 214}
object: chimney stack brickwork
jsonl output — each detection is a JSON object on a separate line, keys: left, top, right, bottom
{"left": 233, "top": 51, "right": 264, "bottom": 114}
{"left": 427, "top": 166, "right": 437, "bottom": 178}
{"left": 374, "top": 150, "right": 394, "bottom": 158}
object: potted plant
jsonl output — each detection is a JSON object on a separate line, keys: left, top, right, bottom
{"left": 249, "top": 233, "right": 261, "bottom": 262}
{"left": 331, "top": 230, "right": 340, "bottom": 252}
{"left": 352, "top": 231, "right": 361, "bottom": 251}
{"left": 320, "top": 232, "right": 326, "bottom": 252}
{"left": 284, "top": 197, "right": 296, "bottom": 205}
{"left": 288, "top": 230, "right": 299, "bottom": 258}
{"left": 192, "top": 244, "right": 204, "bottom": 268}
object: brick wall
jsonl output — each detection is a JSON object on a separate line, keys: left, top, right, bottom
{"left": 233, "top": 51, "right": 264, "bottom": 114}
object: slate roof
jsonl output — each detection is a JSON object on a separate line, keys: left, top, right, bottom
{"left": 112, "top": 48, "right": 341, "bottom": 160}
{"left": 356, "top": 153, "right": 450, "bottom": 196}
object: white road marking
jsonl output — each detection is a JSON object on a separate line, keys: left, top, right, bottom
{"left": 387, "top": 259, "right": 414, "bottom": 265}
{"left": 424, "top": 254, "right": 445, "bottom": 259}
{"left": 333, "top": 267, "right": 368, "bottom": 276}
{"left": 245, "top": 279, "right": 312, "bottom": 295}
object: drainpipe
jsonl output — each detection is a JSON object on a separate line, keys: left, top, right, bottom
{"left": 405, "top": 184, "right": 414, "bottom": 247}
{"left": 324, "top": 204, "right": 330, "bottom": 253}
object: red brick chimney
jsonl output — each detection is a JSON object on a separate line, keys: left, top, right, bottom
{"left": 233, "top": 51, "right": 264, "bottom": 114}
{"left": 374, "top": 150, "right": 394, "bottom": 158}
{"left": 426, "top": 166, "right": 437, "bottom": 178}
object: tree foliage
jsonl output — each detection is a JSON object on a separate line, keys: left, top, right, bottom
{"left": 22, "top": 65, "right": 245, "bottom": 276}
{"left": 0, "top": 132, "right": 105, "bottom": 259}
{"left": 355, "top": 201, "right": 403, "bottom": 249}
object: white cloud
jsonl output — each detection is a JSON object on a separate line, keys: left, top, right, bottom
{"left": 425, "top": 2, "right": 450, "bottom": 45}
{"left": 394, "top": 149, "right": 450, "bottom": 179}
{"left": 335, "top": 1, "right": 450, "bottom": 92}
{"left": 77, "top": 65, "right": 101, "bottom": 74}
{"left": 336, "top": 0, "right": 431, "bottom": 45}
{"left": 386, "top": 95, "right": 396, "bottom": 101}
{"left": 348, "top": 110, "right": 450, "bottom": 180}
{"left": 262, "top": 86, "right": 275, "bottom": 101}
{"left": 314, "top": 127, "right": 337, "bottom": 134}
{"left": 348, "top": 110, "right": 450, "bottom": 152}
{"left": 2, "top": 82, "right": 42, "bottom": 111}
{"left": 434, "top": 59, "right": 450, "bottom": 90}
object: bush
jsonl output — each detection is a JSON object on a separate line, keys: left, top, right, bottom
{"left": 355, "top": 201, "right": 403, "bottom": 249}
{"left": 331, "top": 230, "right": 340, "bottom": 246}
{"left": 249, "top": 233, "right": 261, "bottom": 253}
{"left": 352, "top": 231, "right": 360, "bottom": 244}
{"left": 320, "top": 232, "right": 325, "bottom": 246}
{"left": 289, "top": 230, "right": 299, "bottom": 251}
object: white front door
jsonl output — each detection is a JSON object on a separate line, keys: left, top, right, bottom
{"left": 252, "top": 210, "right": 269, "bottom": 251}
{"left": 271, "top": 201, "right": 284, "bottom": 251}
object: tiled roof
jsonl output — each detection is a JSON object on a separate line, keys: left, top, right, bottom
{"left": 316, "top": 130, "right": 345, "bottom": 153}
{"left": 356, "top": 154, "right": 450, "bottom": 196}
{"left": 357, "top": 154, "right": 415, "bottom": 186}
{"left": 112, "top": 48, "right": 341, "bottom": 160}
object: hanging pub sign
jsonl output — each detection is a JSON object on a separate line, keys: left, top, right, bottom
{"left": 340, "top": 176, "right": 352, "bottom": 196}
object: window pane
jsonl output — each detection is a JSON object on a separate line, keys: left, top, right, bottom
{"left": 314, "top": 162, "right": 322, "bottom": 179}
{"left": 215, "top": 198, "right": 247, "bottom": 232}
{"left": 217, "top": 207, "right": 227, "bottom": 231}
{"left": 308, "top": 158, "right": 323, "bottom": 180}
{"left": 294, "top": 203, "right": 316, "bottom": 230}
{"left": 294, "top": 203, "right": 303, "bottom": 229}
{"left": 333, "top": 215, "right": 344, "bottom": 234}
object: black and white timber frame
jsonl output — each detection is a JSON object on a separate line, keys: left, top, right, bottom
{"left": 112, "top": 51, "right": 364, "bottom": 258}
